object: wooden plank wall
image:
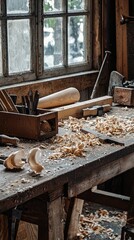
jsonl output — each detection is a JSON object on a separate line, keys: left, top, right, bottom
{"left": 127, "top": 22, "right": 134, "bottom": 79}
{"left": 116, "top": 0, "right": 129, "bottom": 78}
{"left": 2, "top": 72, "right": 98, "bottom": 104}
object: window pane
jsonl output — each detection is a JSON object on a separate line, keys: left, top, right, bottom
{"left": 44, "top": 18, "right": 63, "bottom": 68}
{"left": 7, "top": 19, "right": 31, "bottom": 74}
{"left": 68, "top": 0, "right": 85, "bottom": 11}
{"left": 0, "top": 23, "right": 2, "bottom": 76}
{"left": 7, "top": 0, "right": 29, "bottom": 14}
{"left": 43, "top": 0, "right": 63, "bottom": 12}
{"left": 68, "top": 16, "right": 86, "bottom": 64}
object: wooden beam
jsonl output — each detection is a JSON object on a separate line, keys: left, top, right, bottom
{"left": 92, "top": 0, "right": 102, "bottom": 68}
{"left": 64, "top": 198, "right": 84, "bottom": 240}
{"left": 68, "top": 151, "right": 134, "bottom": 197}
{"left": 116, "top": 0, "right": 129, "bottom": 78}
{"left": 0, "top": 215, "right": 8, "bottom": 240}
{"left": 2, "top": 72, "right": 98, "bottom": 104}
{"left": 51, "top": 96, "right": 113, "bottom": 119}
{"left": 79, "top": 188, "right": 130, "bottom": 211}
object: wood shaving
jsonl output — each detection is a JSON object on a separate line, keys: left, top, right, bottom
{"left": 49, "top": 132, "right": 101, "bottom": 160}
{"left": 58, "top": 116, "right": 88, "bottom": 132}
{"left": 77, "top": 203, "right": 127, "bottom": 239}
{"left": 49, "top": 114, "right": 134, "bottom": 160}
{"left": 94, "top": 114, "right": 134, "bottom": 136}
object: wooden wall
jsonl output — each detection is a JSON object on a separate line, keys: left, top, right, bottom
{"left": 115, "top": 0, "right": 129, "bottom": 78}
{"left": 127, "top": 22, "right": 134, "bottom": 79}
{"left": 116, "top": 0, "right": 134, "bottom": 80}
{"left": 3, "top": 72, "right": 98, "bottom": 104}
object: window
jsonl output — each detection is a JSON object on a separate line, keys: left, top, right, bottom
{"left": 0, "top": 0, "right": 92, "bottom": 86}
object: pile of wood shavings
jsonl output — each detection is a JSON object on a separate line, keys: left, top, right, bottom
{"left": 94, "top": 114, "right": 134, "bottom": 136}
{"left": 49, "top": 132, "right": 101, "bottom": 160}
{"left": 48, "top": 116, "right": 101, "bottom": 160}
{"left": 48, "top": 114, "right": 134, "bottom": 160}
{"left": 59, "top": 115, "right": 134, "bottom": 136}
{"left": 76, "top": 203, "right": 127, "bottom": 239}
{"left": 58, "top": 116, "right": 87, "bottom": 132}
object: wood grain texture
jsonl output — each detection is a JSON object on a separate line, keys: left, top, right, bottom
{"left": 16, "top": 222, "right": 38, "bottom": 240}
{"left": 65, "top": 198, "right": 84, "bottom": 240}
{"left": 116, "top": 0, "right": 129, "bottom": 77}
{"left": 0, "top": 215, "right": 8, "bottom": 240}
{"left": 114, "top": 87, "right": 134, "bottom": 106}
{"left": 68, "top": 152, "right": 134, "bottom": 197}
{"left": 38, "top": 87, "right": 80, "bottom": 109}
{"left": 51, "top": 96, "right": 113, "bottom": 119}
{"left": 48, "top": 197, "right": 64, "bottom": 240}
{"left": 3, "top": 72, "right": 98, "bottom": 104}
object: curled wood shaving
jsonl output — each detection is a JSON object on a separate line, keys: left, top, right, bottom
{"left": 28, "top": 147, "right": 44, "bottom": 174}
{"left": 4, "top": 150, "right": 25, "bottom": 170}
{"left": 49, "top": 132, "right": 101, "bottom": 160}
{"left": 94, "top": 114, "right": 134, "bottom": 136}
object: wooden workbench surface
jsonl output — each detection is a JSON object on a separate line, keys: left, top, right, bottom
{"left": 0, "top": 106, "right": 134, "bottom": 213}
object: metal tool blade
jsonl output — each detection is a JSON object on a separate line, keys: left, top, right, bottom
{"left": 81, "top": 127, "right": 125, "bottom": 146}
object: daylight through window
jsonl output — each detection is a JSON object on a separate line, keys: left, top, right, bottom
{"left": 0, "top": 0, "right": 92, "bottom": 86}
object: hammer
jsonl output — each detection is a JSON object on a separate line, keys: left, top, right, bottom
{"left": 120, "top": 15, "right": 134, "bottom": 25}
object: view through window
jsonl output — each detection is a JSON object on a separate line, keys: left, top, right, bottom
{"left": 0, "top": 0, "right": 92, "bottom": 86}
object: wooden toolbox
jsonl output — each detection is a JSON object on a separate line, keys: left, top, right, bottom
{"left": 0, "top": 107, "right": 58, "bottom": 140}
{"left": 114, "top": 87, "right": 134, "bottom": 106}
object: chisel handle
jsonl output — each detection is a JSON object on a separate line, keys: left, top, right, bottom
{"left": 0, "top": 134, "right": 20, "bottom": 146}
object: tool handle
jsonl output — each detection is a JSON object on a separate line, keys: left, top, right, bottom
{"left": 0, "top": 134, "right": 20, "bottom": 146}
{"left": 90, "top": 51, "right": 111, "bottom": 99}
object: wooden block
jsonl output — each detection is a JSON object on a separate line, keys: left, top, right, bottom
{"left": 50, "top": 96, "right": 113, "bottom": 119}
{"left": 83, "top": 104, "right": 111, "bottom": 117}
{"left": 114, "top": 87, "right": 134, "bottom": 106}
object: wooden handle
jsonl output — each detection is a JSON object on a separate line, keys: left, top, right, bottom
{"left": 38, "top": 87, "right": 80, "bottom": 109}
{"left": 0, "top": 135, "right": 20, "bottom": 146}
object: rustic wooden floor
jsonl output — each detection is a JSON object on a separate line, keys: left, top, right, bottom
{"left": 76, "top": 202, "right": 127, "bottom": 240}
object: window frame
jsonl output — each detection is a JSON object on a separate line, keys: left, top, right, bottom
{"left": 38, "top": 0, "right": 92, "bottom": 79}
{"left": 0, "top": 0, "right": 36, "bottom": 86}
{"left": 0, "top": 0, "right": 94, "bottom": 87}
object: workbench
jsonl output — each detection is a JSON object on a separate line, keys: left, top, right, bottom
{"left": 0, "top": 106, "right": 134, "bottom": 240}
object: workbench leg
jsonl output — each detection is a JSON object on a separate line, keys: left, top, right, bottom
{"left": 47, "top": 196, "right": 64, "bottom": 240}
{"left": 64, "top": 198, "right": 84, "bottom": 240}
{"left": 127, "top": 185, "right": 134, "bottom": 224}
{"left": 21, "top": 195, "right": 65, "bottom": 240}
{"left": 0, "top": 214, "right": 8, "bottom": 240}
